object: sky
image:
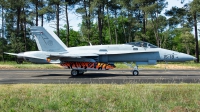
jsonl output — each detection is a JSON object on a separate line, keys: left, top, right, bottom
{"left": 43, "top": 0, "right": 192, "bottom": 32}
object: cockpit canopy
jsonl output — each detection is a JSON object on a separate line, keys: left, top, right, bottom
{"left": 125, "top": 42, "right": 158, "bottom": 48}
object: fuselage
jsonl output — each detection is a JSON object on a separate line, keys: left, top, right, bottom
{"left": 67, "top": 43, "right": 195, "bottom": 64}
{"left": 20, "top": 42, "right": 196, "bottom": 65}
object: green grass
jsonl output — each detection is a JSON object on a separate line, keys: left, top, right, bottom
{"left": 0, "top": 61, "right": 62, "bottom": 69}
{"left": 115, "top": 62, "right": 200, "bottom": 69}
{"left": 115, "top": 63, "right": 161, "bottom": 69}
{"left": 0, "top": 84, "right": 200, "bottom": 111}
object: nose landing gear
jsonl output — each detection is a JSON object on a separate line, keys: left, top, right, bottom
{"left": 132, "top": 66, "right": 139, "bottom": 76}
{"left": 124, "top": 62, "right": 139, "bottom": 76}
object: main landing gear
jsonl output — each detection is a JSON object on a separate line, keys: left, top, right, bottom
{"left": 71, "top": 70, "right": 86, "bottom": 76}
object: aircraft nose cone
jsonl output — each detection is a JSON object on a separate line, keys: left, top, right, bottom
{"left": 180, "top": 53, "right": 196, "bottom": 61}
{"left": 189, "top": 55, "right": 197, "bottom": 61}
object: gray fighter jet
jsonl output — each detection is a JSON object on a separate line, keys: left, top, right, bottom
{"left": 5, "top": 26, "right": 196, "bottom": 76}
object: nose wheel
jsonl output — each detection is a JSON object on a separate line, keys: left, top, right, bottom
{"left": 132, "top": 66, "right": 139, "bottom": 76}
{"left": 133, "top": 70, "right": 139, "bottom": 76}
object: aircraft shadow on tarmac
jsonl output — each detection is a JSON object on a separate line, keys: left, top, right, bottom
{"left": 32, "top": 73, "right": 200, "bottom": 78}
{"left": 33, "top": 73, "right": 128, "bottom": 78}
{"left": 33, "top": 74, "right": 68, "bottom": 77}
{"left": 70, "top": 73, "right": 131, "bottom": 78}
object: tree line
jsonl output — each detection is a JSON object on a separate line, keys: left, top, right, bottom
{"left": 0, "top": 0, "right": 199, "bottom": 62}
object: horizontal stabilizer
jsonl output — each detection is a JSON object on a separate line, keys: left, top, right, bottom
{"left": 4, "top": 52, "right": 19, "bottom": 56}
{"left": 4, "top": 52, "right": 45, "bottom": 60}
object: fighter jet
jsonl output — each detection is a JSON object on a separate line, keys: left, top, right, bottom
{"left": 4, "top": 26, "right": 196, "bottom": 76}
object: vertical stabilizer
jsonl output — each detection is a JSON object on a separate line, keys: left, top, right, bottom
{"left": 30, "top": 26, "right": 67, "bottom": 52}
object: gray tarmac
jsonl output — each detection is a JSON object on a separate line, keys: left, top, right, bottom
{"left": 0, "top": 70, "right": 200, "bottom": 84}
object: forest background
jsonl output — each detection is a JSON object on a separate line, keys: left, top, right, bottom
{"left": 0, "top": 0, "right": 199, "bottom": 62}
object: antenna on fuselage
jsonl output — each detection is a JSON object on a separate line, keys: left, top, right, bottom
{"left": 89, "top": 42, "right": 92, "bottom": 46}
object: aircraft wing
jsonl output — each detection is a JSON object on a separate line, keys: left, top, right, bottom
{"left": 47, "top": 50, "right": 157, "bottom": 59}
{"left": 48, "top": 53, "right": 99, "bottom": 59}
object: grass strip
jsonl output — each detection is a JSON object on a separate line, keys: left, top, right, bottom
{"left": 0, "top": 61, "right": 62, "bottom": 70}
{"left": 0, "top": 84, "right": 200, "bottom": 111}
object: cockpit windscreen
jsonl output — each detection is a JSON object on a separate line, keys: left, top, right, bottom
{"left": 125, "top": 42, "right": 158, "bottom": 48}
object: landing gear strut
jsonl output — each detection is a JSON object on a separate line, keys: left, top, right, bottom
{"left": 71, "top": 70, "right": 85, "bottom": 76}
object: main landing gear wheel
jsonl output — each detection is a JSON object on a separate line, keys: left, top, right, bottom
{"left": 71, "top": 70, "right": 85, "bottom": 76}
{"left": 71, "top": 70, "right": 79, "bottom": 76}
